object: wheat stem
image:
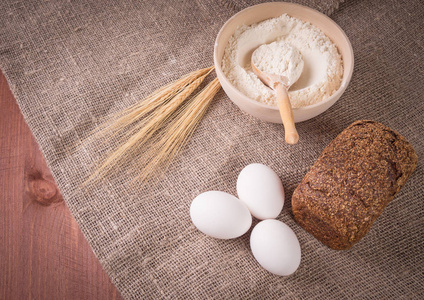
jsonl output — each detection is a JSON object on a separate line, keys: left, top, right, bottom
{"left": 94, "top": 66, "right": 214, "bottom": 137}
{"left": 86, "top": 67, "right": 216, "bottom": 184}
{"left": 135, "top": 78, "right": 221, "bottom": 183}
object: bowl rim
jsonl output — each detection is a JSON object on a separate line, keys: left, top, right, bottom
{"left": 213, "top": 2, "right": 354, "bottom": 112}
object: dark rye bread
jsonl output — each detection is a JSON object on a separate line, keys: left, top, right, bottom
{"left": 292, "top": 120, "right": 417, "bottom": 250}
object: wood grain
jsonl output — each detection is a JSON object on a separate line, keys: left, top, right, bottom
{"left": 0, "top": 70, "right": 123, "bottom": 300}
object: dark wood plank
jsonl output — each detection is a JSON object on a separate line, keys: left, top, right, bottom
{"left": 0, "top": 70, "right": 123, "bottom": 300}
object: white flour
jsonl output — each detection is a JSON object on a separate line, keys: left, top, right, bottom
{"left": 252, "top": 41, "right": 304, "bottom": 88}
{"left": 221, "top": 14, "right": 343, "bottom": 108}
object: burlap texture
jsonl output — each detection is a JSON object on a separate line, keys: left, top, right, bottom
{"left": 1, "top": 0, "right": 423, "bottom": 299}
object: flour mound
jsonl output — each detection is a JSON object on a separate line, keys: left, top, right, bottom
{"left": 222, "top": 14, "right": 344, "bottom": 108}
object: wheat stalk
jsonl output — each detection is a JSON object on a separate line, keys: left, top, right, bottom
{"left": 93, "top": 66, "right": 214, "bottom": 139}
{"left": 69, "top": 66, "right": 214, "bottom": 155}
{"left": 135, "top": 78, "right": 221, "bottom": 183}
{"left": 86, "top": 67, "right": 219, "bottom": 185}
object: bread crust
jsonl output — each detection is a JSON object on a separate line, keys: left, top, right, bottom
{"left": 292, "top": 120, "right": 418, "bottom": 250}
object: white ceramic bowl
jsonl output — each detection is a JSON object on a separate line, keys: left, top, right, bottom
{"left": 214, "top": 2, "right": 354, "bottom": 123}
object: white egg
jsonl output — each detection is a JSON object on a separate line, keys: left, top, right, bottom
{"left": 237, "top": 163, "right": 284, "bottom": 220}
{"left": 250, "top": 219, "right": 301, "bottom": 276}
{"left": 190, "top": 191, "right": 252, "bottom": 239}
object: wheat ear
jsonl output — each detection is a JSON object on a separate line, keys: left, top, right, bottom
{"left": 93, "top": 66, "right": 214, "bottom": 138}
{"left": 86, "top": 67, "right": 215, "bottom": 184}
{"left": 69, "top": 66, "right": 214, "bottom": 155}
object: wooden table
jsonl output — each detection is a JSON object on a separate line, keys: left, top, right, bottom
{"left": 0, "top": 71, "right": 123, "bottom": 299}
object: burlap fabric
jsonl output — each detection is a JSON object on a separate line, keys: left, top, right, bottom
{"left": 1, "top": 0, "right": 423, "bottom": 298}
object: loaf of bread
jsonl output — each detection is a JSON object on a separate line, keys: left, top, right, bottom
{"left": 292, "top": 120, "right": 417, "bottom": 250}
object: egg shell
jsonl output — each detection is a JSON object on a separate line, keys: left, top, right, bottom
{"left": 190, "top": 191, "right": 252, "bottom": 239}
{"left": 237, "top": 163, "right": 284, "bottom": 220}
{"left": 250, "top": 219, "right": 301, "bottom": 276}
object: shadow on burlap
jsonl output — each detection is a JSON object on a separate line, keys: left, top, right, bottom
{"left": 0, "top": 0, "right": 423, "bottom": 298}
